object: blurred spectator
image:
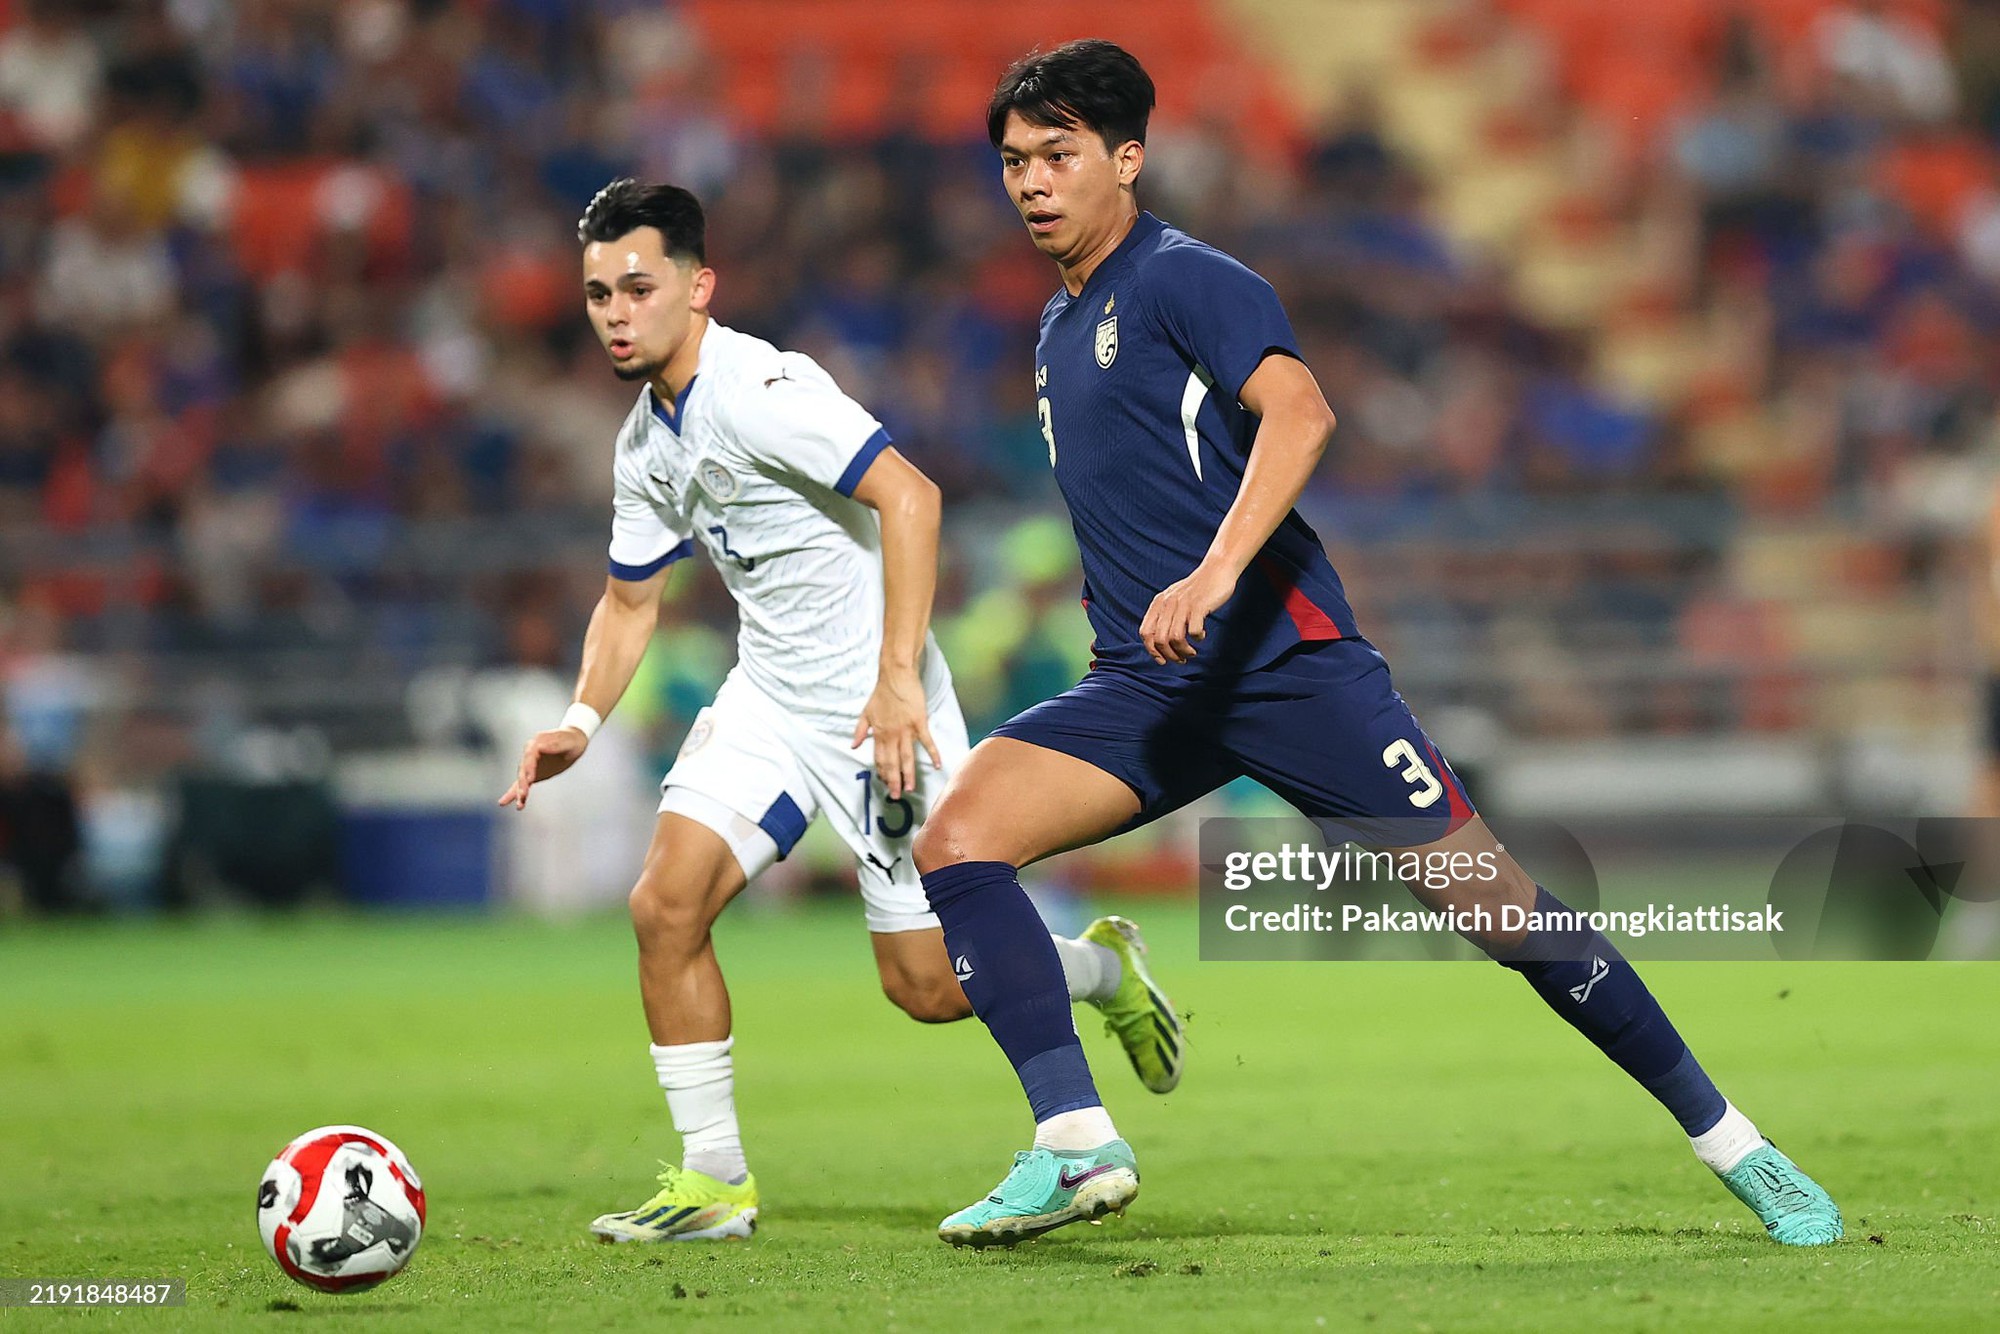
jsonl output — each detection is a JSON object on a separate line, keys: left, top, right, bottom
{"left": 0, "top": 735, "right": 82, "bottom": 913}
{"left": 0, "top": 0, "right": 1994, "bottom": 915}
{"left": 1816, "top": 0, "right": 1958, "bottom": 123}
{"left": 462, "top": 605, "right": 653, "bottom": 915}
{"left": 0, "top": 0, "right": 103, "bottom": 155}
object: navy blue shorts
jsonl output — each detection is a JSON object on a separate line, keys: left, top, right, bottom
{"left": 989, "top": 638, "right": 1474, "bottom": 848}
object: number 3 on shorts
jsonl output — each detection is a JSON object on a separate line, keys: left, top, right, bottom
{"left": 1381, "top": 739, "right": 1443, "bottom": 809}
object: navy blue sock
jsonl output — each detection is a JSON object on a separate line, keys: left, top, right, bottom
{"left": 1494, "top": 887, "right": 1727, "bottom": 1136}
{"left": 921, "top": 861, "right": 1101, "bottom": 1122}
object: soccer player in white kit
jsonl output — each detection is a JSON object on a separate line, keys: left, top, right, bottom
{"left": 498, "top": 180, "right": 1183, "bottom": 1243}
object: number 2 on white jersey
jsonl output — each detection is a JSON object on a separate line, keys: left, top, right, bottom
{"left": 1381, "top": 739, "right": 1444, "bottom": 809}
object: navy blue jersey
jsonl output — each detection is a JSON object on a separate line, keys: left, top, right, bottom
{"left": 1034, "top": 212, "right": 1358, "bottom": 678}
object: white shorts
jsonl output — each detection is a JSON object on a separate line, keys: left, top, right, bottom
{"left": 657, "top": 671, "right": 970, "bottom": 934}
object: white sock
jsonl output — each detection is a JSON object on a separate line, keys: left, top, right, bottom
{"left": 1048, "top": 934, "right": 1121, "bottom": 1003}
{"left": 1689, "top": 1100, "right": 1763, "bottom": 1174}
{"left": 651, "top": 1038, "right": 748, "bottom": 1184}
{"left": 1033, "top": 1105, "right": 1119, "bottom": 1152}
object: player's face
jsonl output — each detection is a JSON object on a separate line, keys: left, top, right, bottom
{"left": 998, "top": 112, "right": 1142, "bottom": 269}
{"left": 581, "top": 228, "right": 710, "bottom": 383}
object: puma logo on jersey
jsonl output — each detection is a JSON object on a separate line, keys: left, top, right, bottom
{"left": 863, "top": 852, "right": 903, "bottom": 876}
{"left": 762, "top": 370, "right": 792, "bottom": 387}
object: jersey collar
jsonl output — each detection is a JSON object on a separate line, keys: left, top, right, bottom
{"left": 648, "top": 321, "right": 725, "bottom": 434}
{"left": 1070, "top": 210, "right": 1162, "bottom": 304}
{"left": 648, "top": 380, "right": 695, "bottom": 433}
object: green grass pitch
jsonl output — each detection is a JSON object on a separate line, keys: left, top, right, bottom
{"left": 4, "top": 901, "right": 1996, "bottom": 1331}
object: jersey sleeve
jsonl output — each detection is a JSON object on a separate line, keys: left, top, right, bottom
{"left": 607, "top": 466, "right": 693, "bottom": 581}
{"left": 720, "top": 354, "right": 892, "bottom": 497}
{"left": 1149, "top": 244, "right": 1303, "bottom": 403}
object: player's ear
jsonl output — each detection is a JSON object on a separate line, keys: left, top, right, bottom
{"left": 1115, "top": 139, "right": 1145, "bottom": 190}
{"left": 688, "top": 263, "right": 716, "bottom": 313}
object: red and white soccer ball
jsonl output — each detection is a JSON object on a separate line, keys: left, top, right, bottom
{"left": 256, "top": 1125, "right": 426, "bottom": 1293}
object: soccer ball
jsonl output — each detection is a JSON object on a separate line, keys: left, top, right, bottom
{"left": 256, "top": 1125, "right": 426, "bottom": 1293}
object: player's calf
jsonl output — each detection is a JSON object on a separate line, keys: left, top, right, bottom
{"left": 879, "top": 970, "right": 972, "bottom": 1023}
{"left": 626, "top": 816, "right": 750, "bottom": 1037}
{"left": 870, "top": 926, "right": 973, "bottom": 1023}
{"left": 1384, "top": 815, "right": 1540, "bottom": 954}
{"left": 618, "top": 815, "right": 758, "bottom": 1208}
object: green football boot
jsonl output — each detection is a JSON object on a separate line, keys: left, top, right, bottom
{"left": 589, "top": 1164, "right": 758, "bottom": 1243}
{"left": 1082, "top": 916, "right": 1186, "bottom": 1094}
{"left": 938, "top": 1140, "right": 1140, "bottom": 1248}
{"left": 1718, "top": 1142, "right": 1843, "bottom": 1246}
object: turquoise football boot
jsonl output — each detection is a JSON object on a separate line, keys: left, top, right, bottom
{"left": 938, "top": 1140, "right": 1139, "bottom": 1248}
{"left": 1718, "top": 1142, "right": 1843, "bottom": 1246}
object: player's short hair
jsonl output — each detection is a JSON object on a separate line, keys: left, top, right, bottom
{"left": 987, "top": 39, "right": 1155, "bottom": 153}
{"left": 576, "top": 178, "right": 706, "bottom": 264}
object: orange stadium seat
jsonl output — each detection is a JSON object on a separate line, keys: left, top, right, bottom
{"left": 1572, "top": 50, "right": 1709, "bottom": 159}
{"left": 1876, "top": 131, "right": 2000, "bottom": 238}
{"left": 684, "top": 0, "right": 1297, "bottom": 149}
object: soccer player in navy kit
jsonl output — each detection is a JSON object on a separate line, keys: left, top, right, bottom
{"left": 915, "top": 40, "right": 1843, "bottom": 1249}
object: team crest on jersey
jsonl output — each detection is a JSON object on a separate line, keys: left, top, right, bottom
{"left": 1094, "top": 315, "right": 1119, "bottom": 368}
{"left": 695, "top": 458, "right": 739, "bottom": 503}
{"left": 678, "top": 715, "right": 714, "bottom": 759}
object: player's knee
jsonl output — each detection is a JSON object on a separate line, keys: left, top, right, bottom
{"left": 882, "top": 971, "right": 971, "bottom": 1024}
{"left": 627, "top": 870, "right": 712, "bottom": 949}
{"left": 912, "top": 802, "right": 981, "bottom": 875}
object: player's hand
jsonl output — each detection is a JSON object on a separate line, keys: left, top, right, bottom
{"left": 497, "top": 728, "right": 590, "bottom": 810}
{"left": 1141, "top": 559, "right": 1240, "bottom": 664}
{"left": 852, "top": 667, "right": 942, "bottom": 801}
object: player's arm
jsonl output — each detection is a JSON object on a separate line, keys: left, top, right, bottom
{"left": 498, "top": 565, "right": 669, "bottom": 809}
{"left": 849, "top": 447, "right": 945, "bottom": 801}
{"left": 1140, "top": 353, "right": 1337, "bottom": 664}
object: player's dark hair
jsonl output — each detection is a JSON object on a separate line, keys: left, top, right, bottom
{"left": 987, "top": 39, "right": 1155, "bottom": 153}
{"left": 576, "top": 178, "right": 706, "bottom": 264}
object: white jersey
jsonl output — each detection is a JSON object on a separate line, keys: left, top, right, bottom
{"left": 606, "top": 321, "right": 951, "bottom": 728}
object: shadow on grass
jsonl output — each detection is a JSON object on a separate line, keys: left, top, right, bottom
{"left": 730, "top": 1202, "right": 953, "bottom": 1235}
{"left": 263, "top": 1300, "right": 423, "bottom": 1316}
{"left": 768, "top": 1201, "right": 1328, "bottom": 1245}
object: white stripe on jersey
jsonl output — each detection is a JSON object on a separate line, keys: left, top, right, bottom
{"left": 1179, "top": 364, "right": 1215, "bottom": 481}
{"left": 605, "top": 322, "right": 951, "bottom": 728}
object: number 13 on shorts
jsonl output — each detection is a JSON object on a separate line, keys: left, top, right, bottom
{"left": 854, "top": 769, "right": 916, "bottom": 839}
